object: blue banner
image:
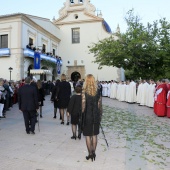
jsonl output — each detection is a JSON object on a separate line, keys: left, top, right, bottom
{"left": 56, "top": 58, "right": 62, "bottom": 74}
{"left": 34, "top": 52, "right": 41, "bottom": 69}
{"left": 0, "top": 48, "right": 10, "bottom": 57}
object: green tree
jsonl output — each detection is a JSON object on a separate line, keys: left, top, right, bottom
{"left": 158, "top": 18, "right": 170, "bottom": 78}
{"left": 89, "top": 9, "right": 170, "bottom": 80}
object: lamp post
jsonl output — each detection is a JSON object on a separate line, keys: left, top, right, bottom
{"left": 8, "top": 67, "right": 13, "bottom": 81}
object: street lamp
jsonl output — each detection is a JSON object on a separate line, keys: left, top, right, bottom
{"left": 8, "top": 67, "right": 13, "bottom": 81}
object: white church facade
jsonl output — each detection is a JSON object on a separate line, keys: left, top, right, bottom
{"left": 0, "top": 0, "right": 124, "bottom": 82}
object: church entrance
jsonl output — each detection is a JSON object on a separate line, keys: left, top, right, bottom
{"left": 71, "top": 71, "right": 81, "bottom": 82}
{"left": 67, "top": 65, "right": 85, "bottom": 81}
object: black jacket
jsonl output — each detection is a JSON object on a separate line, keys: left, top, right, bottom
{"left": 67, "top": 95, "right": 81, "bottom": 116}
{"left": 18, "top": 84, "right": 39, "bottom": 111}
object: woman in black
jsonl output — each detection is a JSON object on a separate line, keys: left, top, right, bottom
{"left": 57, "top": 74, "right": 71, "bottom": 125}
{"left": 81, "top": 74, "right": 102, "bottom": 161}
{"left": 51, "top": 79, "right": 60, "bottom": 119}
{"left": 37, "top": 80, "right": 45, "bottom": 118}
{"left": 67, "top": 85, "right": 82, "bottom": 140}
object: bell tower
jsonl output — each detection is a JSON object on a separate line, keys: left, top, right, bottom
{"left": 58, "top": 0, "right": 96, "bottom": 18}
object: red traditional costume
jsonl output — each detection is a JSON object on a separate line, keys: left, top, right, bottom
{"left": 154, "top": 83, "right": 168, "bottom": 116}
{"left": 154, "top": 84, "right": 160, "bottom": 115}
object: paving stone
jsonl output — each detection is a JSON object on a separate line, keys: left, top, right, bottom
{"left": 0, "top": 96, "right": 170, "bottom": 170}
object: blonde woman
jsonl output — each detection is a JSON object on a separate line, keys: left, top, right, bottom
{"left": 81, "top": 74, "right": 102, "bottom": 161}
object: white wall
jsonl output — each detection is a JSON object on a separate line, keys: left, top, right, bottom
{"left": 0, "top": 15, "right": 60, "bottom": 81}
{"left": 56, "top": 0, "right": 120, "bottom": 81}
{"left": 27, "top": 15, "right": 61, "bottom": 40}
{"left": 0, "top": 17, "right": 23, "bottom": 81}
{"left": 22, "top": 21, "right": 59, "bottom": 54}
{"left": 58, "top": 20, "right": 119, "bottom": 81}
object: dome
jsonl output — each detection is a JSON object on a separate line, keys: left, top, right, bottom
{"left": 102, "top": 20, "right": 112, "bottom": 33}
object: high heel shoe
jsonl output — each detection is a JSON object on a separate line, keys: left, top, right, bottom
{"left": 71, "top": 136, "right": 76, "bottom": 140}
{"left": 78, "top": 134, "right": 81, "bottom": 140}
{"left": 86, "top": 155, "right": 93, "bottom": 161}
{"left": 61, "top": 121, "right": 64, "bottom": 125}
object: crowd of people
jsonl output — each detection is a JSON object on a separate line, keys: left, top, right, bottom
{"left": 99, "top": 78, "right": 170, "bottom": 117}
{"left": 0, "top": 79, "right": 18, "bottom": 118}
{"left": 1, "top": 75, "right": 170, "bottom": 162}
{"left": 0, "top": 74, "right": 102, "bottom": 162}
{"left": 26, "top": 43, "right": 62, "bottom": 61}
{"left": 0, "top": 78, "right": 57, "bottom": 119}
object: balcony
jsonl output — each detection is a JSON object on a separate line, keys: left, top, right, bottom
{"left": 23, "top": 48, "right": 58, "bottom": 64}
{"left": 0, "top": 48, "right": 10, "bottom": 57}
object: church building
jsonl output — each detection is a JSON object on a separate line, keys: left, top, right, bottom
{"left": 0, "top": 0, "right": 124, "bottom": 81}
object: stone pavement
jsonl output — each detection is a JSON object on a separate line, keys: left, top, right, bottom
{"left": 0, "top": 96, "right": 170, "bottom": 170}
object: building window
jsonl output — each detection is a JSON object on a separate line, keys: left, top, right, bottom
{"left": 0, "top": 34, "right": 8, "bottom": 48}
{"left": 72, "top": 28, "right": 80, "bottom": 44}
{"left": 79, "top": 0, "right": 83, "bottom": 3}
{"left": 53, "top": 49, "right": 55, "bottom": 56}
{"left": 42, "top": 44, "right": 46, "bottom": 53}
{"left": 74, "top": 14, "right": 78, "bottom": 19}
{"left": 29, "top": 37, "right": 33, "bottom": 45}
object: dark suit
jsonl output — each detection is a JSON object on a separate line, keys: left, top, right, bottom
{"left": 18, "top": 84, "right": 39, "bottom": 133}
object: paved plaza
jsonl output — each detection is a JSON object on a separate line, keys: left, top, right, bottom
{"left": 0, "top": 96, "right": 170, "bottom": 170}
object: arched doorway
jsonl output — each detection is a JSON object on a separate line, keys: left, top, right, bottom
{"left": 71, "top": 71, "right": 81, "bottom": 82}
{"left": 27, "top": 65, "right": 33, "bottom": 78}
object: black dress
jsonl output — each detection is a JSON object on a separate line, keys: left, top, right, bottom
{"left": 82, "top": 89, "right": 102, "bottom": 136}
{"left": 57, "top": 81, "right": 71, "bottom": 108}
{"left": 38, "top": 88, "right": 45, "bottom": 106}
{"left": 51, "top": 85, "right": 59, "bottom": 109}
{"left": 67, "top": 94, "right": 81, "bottom": 125}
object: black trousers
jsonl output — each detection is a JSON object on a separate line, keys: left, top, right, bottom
{"left": 22, "top": 110, "right": 36, "bottom": 132}
{"left": 4, "top": 98, "right": 9, "bottom": 111}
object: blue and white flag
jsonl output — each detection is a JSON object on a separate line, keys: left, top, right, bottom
{"left": 56, "top": 59, "right": 62, "bottom": 74}
{"left": 34, "top": 52, "right": 41, "bottom": 69}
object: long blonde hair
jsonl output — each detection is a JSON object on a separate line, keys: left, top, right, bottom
{"left": 83, "top": 74, "right": 97, "bottom": 96}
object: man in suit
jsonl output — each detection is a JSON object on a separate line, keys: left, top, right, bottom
{"left": 18, "top": 77, "right": 39, "bottom": 134}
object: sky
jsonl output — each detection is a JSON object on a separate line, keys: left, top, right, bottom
{"left": 0, "top": 0, "right": 170, "bottom": 33}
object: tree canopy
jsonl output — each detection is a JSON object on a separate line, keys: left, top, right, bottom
{"left": 89, "top": 9, "right": 170, "bottom": 80}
